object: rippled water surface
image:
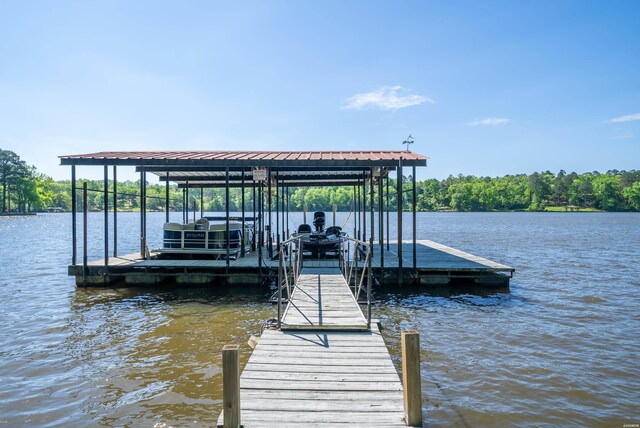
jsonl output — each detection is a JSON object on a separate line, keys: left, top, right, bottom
{"left": 1, "top": 212, "right": 638, "bottom": 427}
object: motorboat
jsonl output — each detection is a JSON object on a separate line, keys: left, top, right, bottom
{"left": 293, "top": 212, "right": 346, "bottom": 258}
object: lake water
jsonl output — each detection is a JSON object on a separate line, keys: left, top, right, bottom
{"left": 0, "top": 212, "right": 638, "bottom": 427}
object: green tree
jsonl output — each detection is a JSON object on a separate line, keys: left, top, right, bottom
{"left": 592, "top": 174, "right": 621, "bottom": 211}
{"left": 0, "top": 149, "right": 21, "bottom": 212}
{"left": 623, "top": 182, "right": 640, "bottom": 210}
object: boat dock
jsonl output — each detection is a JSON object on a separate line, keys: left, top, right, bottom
{"left": 216, "top": 262, "right": 414, "bottom": 427}
{"left": 68, "top": 239, "right": 514, "bottom": 287}
{"left": 59, "top": 150, "right": 514, "bottom": 288}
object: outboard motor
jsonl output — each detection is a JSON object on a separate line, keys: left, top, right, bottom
{"left": 313, "top": 212, "right": 325, "bottom": 232}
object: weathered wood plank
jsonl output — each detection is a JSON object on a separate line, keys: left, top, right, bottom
{"left": 238, "top": 410, "right": 405, "bottom": 425}
{"left": 252, "top": 343, "right": 390, "bottom": 352}
{"left": 239, "top": 389, "right": 403, "bottom": 401}
{"left": 240, "top": 379, "right": 403, "bottom": 391}
{"left": 239, "top": 399, "right": 404, "bottom": 412}
{"left": 241, "top": 363, "right": 399, "bottom": 374}
{"left": 246, "top": 355, "right": 396, "bottom": 366}
{"left": 240, "top": 371, "right": 401, "bottom": 382}
{"left": 249, "top": 350, "right": 393, "bottom": 360}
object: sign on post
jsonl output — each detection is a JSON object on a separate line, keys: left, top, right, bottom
{"left": 253, "top": 168, "right": 267, "bottom": 181}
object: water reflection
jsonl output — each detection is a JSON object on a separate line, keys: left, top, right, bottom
{"left": 65, "top": 285, "right": 274, "bottom": 427}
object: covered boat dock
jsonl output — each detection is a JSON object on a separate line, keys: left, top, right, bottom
{"left": 59, "top": 150, "right": 514, "bottom": 287}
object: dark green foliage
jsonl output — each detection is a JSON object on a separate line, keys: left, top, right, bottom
{"left": 2, "top": 148, "right": 639, "bottom": 213}
{"left": 33, "top": 169, "right": 640, "bottom": 213}
{"left": 0, "top": 149, "right": 54, "bottom": 213}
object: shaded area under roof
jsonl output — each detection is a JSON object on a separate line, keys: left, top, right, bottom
{"left": 59, "top": 150, "right": 428, "bottom": 187}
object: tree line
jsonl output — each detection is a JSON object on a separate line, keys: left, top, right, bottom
{"left": 2, "top": 149, "right": 640, "bottom": 213}
{"left": 1, "top": 149, "right": 55, "bottom": 213}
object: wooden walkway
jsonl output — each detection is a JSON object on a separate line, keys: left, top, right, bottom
{"left": 281, "top": 269, "right": 368, "bottom": 331}
{"left": 218, "top": 269, "right": 407, "bottom": 427}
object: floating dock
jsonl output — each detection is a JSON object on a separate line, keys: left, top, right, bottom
{"left": 68, "top": 240, "right": 514, "bottom": 287}
{"left": 217, "top": 268, "right": 408, "bottom": 427}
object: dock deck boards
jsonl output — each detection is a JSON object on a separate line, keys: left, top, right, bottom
{"left": 216, "top": 268, "right": 407, "bottom": 427}
{"left": 282, "top": 269, "right": 368, "bottom": 331}
{"left": 71, "top": 240, "right": 513, "bottom": 289}
{"left": 217, "top": 327, "right": 406, "bottom": 427}
{"left": 79, "top": 240, "right": 513, "bottom": 272}
{"left": 374, "top": 240, "right": 514, "bottom": 272}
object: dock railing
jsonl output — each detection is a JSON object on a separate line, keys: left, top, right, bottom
{"left": 340, "top": 236, "right": 372, "bottom": 330}
{"left": 276, "top": 236, "right": 303, "bottom": 329}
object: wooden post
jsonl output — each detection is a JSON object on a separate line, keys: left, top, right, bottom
{"left": 222, "top": 344, "right": 241, "bottom": 428}
{"left": 402, "top": 330, "right": 422, "bottom": 426}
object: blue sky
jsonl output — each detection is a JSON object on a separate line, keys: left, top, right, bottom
{"left": 0, "top": 0, "right": 638, "bottom": 181}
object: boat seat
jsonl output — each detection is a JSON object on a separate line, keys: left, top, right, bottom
{"left": 325, "top": 225, "right": 342, "bottom": 236}
{"left": 183, "top": 223, "right": 196, "bottom": 230}
{"left": 195, "top": 218, "right": 209, "bottom": 230}
{"left": 164, "top": 222, "right": 182, "bottom": 230}
{"left": 298, "top": 224, "right": 312, "bottom": 233}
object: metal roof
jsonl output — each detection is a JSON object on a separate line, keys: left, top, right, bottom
{"left": 59, "top": 150, "right": 427, "bottom": 165}
{"left": 60, "top": 150, "right": 428, "bottom": 187}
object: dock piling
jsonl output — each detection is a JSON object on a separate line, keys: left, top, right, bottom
{"left": 222, "top": 344, "right": 241, "bottom": 428}
{"left": 401, "top": 330, "right": 422, "bottom": 426}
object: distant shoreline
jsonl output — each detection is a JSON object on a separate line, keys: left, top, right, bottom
{"left": 0, "top": 212, "right": 37, "bottom": 216}
{"left": 21, "top": 208, "right": 640, "bottom": 215}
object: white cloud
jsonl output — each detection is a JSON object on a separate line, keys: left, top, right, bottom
{"left": 342, "top": 86, "right": 432, "bottom": 111}
{"left": 468, "top": 117, "right": 510, "bottom": 126}
{"left": 606, "top": 113, "right": 640, "bottom": 123}
{"left": 611, "top": 133, "right": 634, "bottom": 140}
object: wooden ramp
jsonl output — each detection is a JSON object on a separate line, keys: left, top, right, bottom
{"left": 217, "top": 327, "right": 406, "bottom": 427}
{"left": 281, "top": 268, "right": 368, "bottom": 331}
{"left": 217, "top": 268, "right": 408, "bottom": 427}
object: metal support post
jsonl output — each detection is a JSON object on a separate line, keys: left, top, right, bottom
{"left": 412, "top": 165, "right": 417, "bottom": 269}
{"left": 103, "top": 165, "right": 109, "bottom": 269}
{"left": 71, "top": 165, "right": 77, "bottom": 265}
{"left": 113, "top": 165, "right": 118, "bottom": 257}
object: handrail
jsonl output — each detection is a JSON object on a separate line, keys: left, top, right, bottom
{"left": 340, "top": 236, "right": 372, "bottom": 330}
{"left": 277, "top": 236, "right": 302, "bottom": 329}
